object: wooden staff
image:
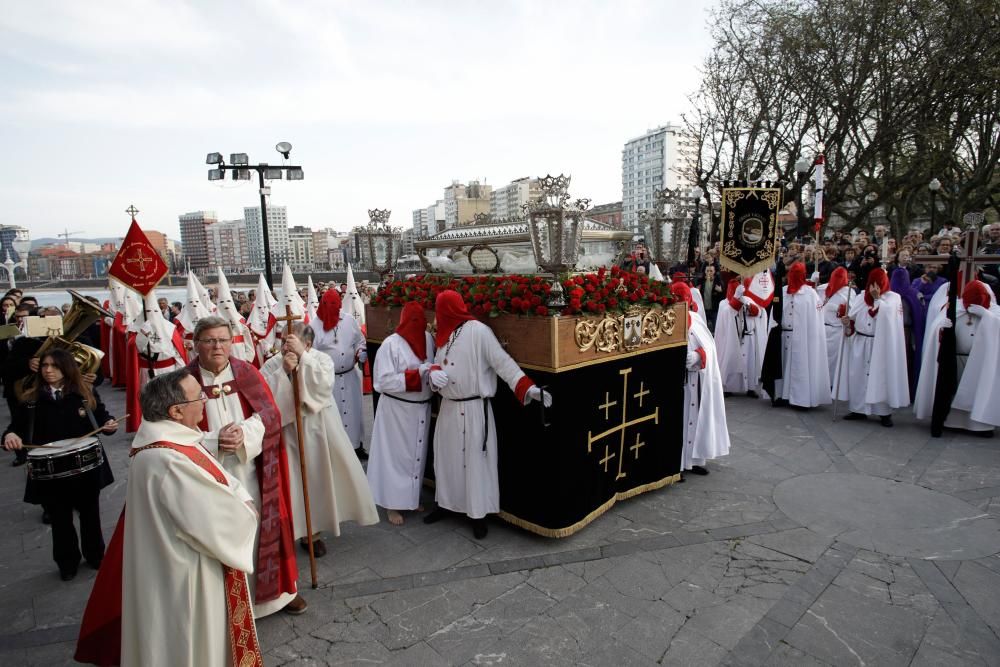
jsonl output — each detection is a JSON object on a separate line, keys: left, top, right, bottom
{"left": 273, "top": 306, "right": 317, "bottom": 588}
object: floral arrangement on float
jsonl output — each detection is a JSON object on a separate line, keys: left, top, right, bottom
{"left": 371, "top": 266, "right": 676, "bottom": 318}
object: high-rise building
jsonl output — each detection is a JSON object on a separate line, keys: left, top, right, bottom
{"left": 178, "top": 211, "right": 217, "bottom": 271}
{"left": 489, "top": 177, "right": 540, "bottom": 220}
{"left": 444, "top": 181, "right": 492, "bottom": 228}
{"left": 312, "top": 230, "right": 329, "bottom": 270}
{"left": 0, "top": 225, "right": 30, "bottom": 281}
{"left": 244, "top": 205, "right": 289, "bottom": 272}
{"left": 207, "top": 219, "right": 250, "bottom": 274}
{"left": 621, "top": 124, "right": 695, "bottom": 235}
{"left": 411, "top": 208, "right": 430, "bottom": 237}
{"left": 426, "top": 200, "right": 446, "bottom": 235}
{"left": 288, "top": 225, "right": 314, "bottom": 272}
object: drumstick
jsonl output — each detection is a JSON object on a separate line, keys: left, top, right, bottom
{"left": 19, "top": 415, "right": 129, "bottom": 449}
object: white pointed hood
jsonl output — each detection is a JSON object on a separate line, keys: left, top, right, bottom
{"left": 176, "top": 278, "right": 212, "bottom": 334}
{"left": 188, "top": 271, "right": 216, "bottom": 313}
{"left": 123, "top": 287, "right": 143, "bottom": 332}
{"left": 248, "top": 273, "right": 277, "bottom": 337}
{"left": 215, "top": 269, "right": 244, "bottom": 327}
{"left": 271, "top": 263, "right": 305, "bottom": 334}
{"left": 109, "top": 278, "right": 127, "bottom": 315}
{"left": 649, "top": 263, "right": 665, "bottom": 282}
{"left": 139, "top": 289, "right": 184, "bottom": 360}
{"left": 306, "top": 275, "right": 319, "bottom": 323}
{"left": 344, "top": 263, "right": 366, "bottom": 326}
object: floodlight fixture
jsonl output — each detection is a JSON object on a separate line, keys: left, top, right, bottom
{"left": 206, "top": 152, "right": 223, "bottom": 165}
{"left": 690, "top": 185, "right": 704, "bottom": 200}
{"left": 264, "top": 167, "right": 283, "bottom": 180}
{"left": 276, "top": 142, "right": 292, "bottom": 159}
{"left": 230, "top": 153, "right": 249, "bottom": 166}
{"left": 208, "top": 168, "right": 224, "bottom": 181}
{"left": 928, "top": 177, "right": 941, "bottom": 192}
{"left": 795, "top": 158, "right": 811, "bottom": 175}
{"left": 233, "top": 168, "right": 251, "bottom": 181}
{"left": 286, "top": 167, "right": 304, "bottom": 181}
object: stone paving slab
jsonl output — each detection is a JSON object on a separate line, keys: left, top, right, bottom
{"left": 1, "top": 388, "right": 999, "bottom": 665}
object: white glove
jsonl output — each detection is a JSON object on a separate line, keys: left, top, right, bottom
{"left": 418, "top": 362, "right": 432, "bottom": 375}
{"left": 810, "top": 271, "right": 820, "bottom": 283}
{"left": 526, "top": 386, "right": 553, "bottom": 407}
{"left": 429, "top": 369, "right": 449, "bottom": 390}
{"left": 357, "top": 349, "right": 368, "bottom": 364}
{"left": 686, "top": 350, "right": 702, "bottom": 370}
{"left": 734, "top": 285, "right": 746, "bottom": 300}
{"left": 940, "top": 317, "right": 953, "bottom": 329}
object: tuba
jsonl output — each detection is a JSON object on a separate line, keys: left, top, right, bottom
{"left": 16, "top": 290, "right": 111, "bottom": 396}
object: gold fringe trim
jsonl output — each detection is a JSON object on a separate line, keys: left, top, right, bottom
{"left": 498, "top": 473, "right": 682, "bottom": 538}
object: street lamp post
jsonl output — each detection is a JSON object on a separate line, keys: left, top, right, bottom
{"left": 928, "top": 177, "right": 941, "bottom": 235}
{"left": 205, "top": 142, "right": 304, "bottom": 288}
{"left": 794, "top": 157, "right": 811, "bottom": 239}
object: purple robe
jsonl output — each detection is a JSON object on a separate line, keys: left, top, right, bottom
{"left": 893, "top": 269, "right": 925, "bottom": 398}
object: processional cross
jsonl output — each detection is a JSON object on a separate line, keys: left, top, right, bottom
{"left": 912, "top": 222, "right": 999, "bottom": 294}
{"left": 272, "top": 304, "right": 319, "bottom": 589}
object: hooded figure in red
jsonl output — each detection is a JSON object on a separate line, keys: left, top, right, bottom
{"left": 397, "top": 301, "right": 428, "bottom": 361}
{"left": 825, "top": 267, "right": 849, "bottom": 305}
{"left": 725, "top": 278, "right": 742, "bottom": 311}
{"left": 962, "top": 280, "right": 992, "bottom": 311}
{"left": 670, "top": 282, "right": 697, "bottom": 311}
{"left": 434, "top": 290, "right": 476, "bottom": 348}
{"left": 317, "top": 289, "right": 342, "bottom": 331}
{"left": 787, "top": 262, "right": 807, "bottom": 294}
{"left": 864, "top": 268, "right": 891, "bottom": 307}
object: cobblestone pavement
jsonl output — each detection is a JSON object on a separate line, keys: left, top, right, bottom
{"left": 1, "top": 385, "right": 999, "bottom": 666}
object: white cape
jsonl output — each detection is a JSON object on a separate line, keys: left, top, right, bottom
{"left": 683, "top": 314, "right": 731, "bottom": 468}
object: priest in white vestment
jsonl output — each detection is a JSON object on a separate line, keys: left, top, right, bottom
{"left": 123, "top": 369, "right": 260, "bottom": 667}
{"left": 835, "top": 268, "right": 909, "bottom": 426}
{"left": 715, "top": 278, "right": 768, "bottom": 397}
{"left": 188, "top": 315, "right": 305, "bottom": 617}
{"left": 672, "top": 283, "right": 730, "bottom": 475}
{"left": 772, "top": 262, "right": 832, "bottom": 408}
{"left": 368, "top": 302, "right": 436, "bottom": 525}
{"left": 423, "top": 290, "right": 551, "bottom": 539}
{"left": 309, "top": 289, "right": 368, "bottom": 458}
{"left": 818, "top": 267, "right": 854, "bottom": 384}
{"left": 261, "top": 323, "right": 379, "bottom": 555}
{"left": 915, "top": 280, "right": 1000, "bottom": 434}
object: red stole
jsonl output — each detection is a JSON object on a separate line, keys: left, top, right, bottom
{"left": 187, "top": 357, "right": 298, "bottom": 604}
{"left": 111, "top": 312, "right": 127, "bottom": 387}
{"left": 75, "top": 442, "right": 264, "bottom": 667}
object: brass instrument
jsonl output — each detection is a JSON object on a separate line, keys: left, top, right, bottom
{"left": 16, "top": 290, "right": 111, "bottom": 396}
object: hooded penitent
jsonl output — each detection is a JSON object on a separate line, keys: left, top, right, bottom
{"left": 787, "top": 262, "right": 807, "bottom": 294}
{"left": 864, "top": 268, "right": 891, "bottom": 307}
{"left": 271, "top": 264, "right": 305, "bottom": 335}
{"left": 434, "top": 290, "right": 476, "bottom": 348}
{"left": 726, "top": 278, "right": 742, "bottom": 311}
{"left": 825, "top": 267, "right": 849, "bottom": 305}
{"left": 317, "top": 289, "right": 342, "bottom": 331}
{"left": 305, "top": 276, "right": 319, "bottom": 324}
{"left": 962, "top": 280, "right": 992, "bottom": 311}
{"left": 396, "top": 301, "right": 428, "bottom": 361}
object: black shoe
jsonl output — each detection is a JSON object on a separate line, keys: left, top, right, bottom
{"left": 746, "top": 390, "right": 759, "bottom": 399}
{"left": 42, "top": 511, "right": 51, "bottom": 525}
{"left": 689, "top": 465, "right": 709, "bottom": 476}
{"left": 59, "top": 564, "right": 78, "bottom": 581}
{"left": 843, "top": 412, "right": 867, "bottom": 421}
{"left": 354, "top": 447, "right": 368, "bottom": 461}
{"left": 879, "top": 415, "right": 894, "bottom": 428}
{"left": 772, "top": 398, "right": 789, "bottom": 408}
{"left": 423, "top": 508, "right": 451, "bottom": 524}
{"left": 723, "top": 392, "right": 734, "bottom": 397}
{"left": 472, "top": 519, "right": 488, "bottom": 540}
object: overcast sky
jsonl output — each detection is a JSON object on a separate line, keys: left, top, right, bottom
{"left": 0, "top": 0, "right": 715, "bottom": 241}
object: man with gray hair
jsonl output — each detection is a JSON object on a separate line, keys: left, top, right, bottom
{"left": 186, "top": 315, "right": 306, "bottom": 617}
{"left": 76, "top": 368, "right": 262, "bottom": 666}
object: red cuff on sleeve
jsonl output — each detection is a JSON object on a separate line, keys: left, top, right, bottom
{"left": 404, "top": 369, "right": 422, "bottom": 392}
{"left": 836, "top": 304, "right": 847, "bottom": 318}
{"left": 846, "top": 321, "right": 856, "bottom": 336}
{"left": 868, "top": 307, "right": 879, "bottom": 318}
{"left": 696, "top": 347, "right": 707, "bottom": 370}
{"left": 514, "top": 376, "right": 535, "bottom": 404}
{"left": 430, "top": 364, "right": 442, "bottom": 372}
{"left": 747, "top": 304, "right": 760, "bottom": 317}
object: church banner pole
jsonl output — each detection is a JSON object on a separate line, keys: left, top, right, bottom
{"left": 832, "top": 282, "right": 854, "bottom": 420}
{"left": 278, "top": 305, "right": 318, "bottom": 588}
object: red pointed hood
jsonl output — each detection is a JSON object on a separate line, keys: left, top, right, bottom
{"left": 864, "top": 268, "right": 890, "bottom": 307}
{"left": 726, "top": 278, "right": 742, "bottom": 310}
{"left": 787, "top": 262, "right": 807, "bottom": 294}
{"left": 825, "top": 267, "right": 849, "bottom": 304}
{"left": 962, "top": 280, "right": 991, "bottom": 311}
{"left": 670, "top": 282, "right": 697, "bottom": 312}
{"left": 317, "top": 289, "right": 341, "bottom": 331}
{"left": 435, "top": 290, "right": 476, "bottom": 348}
{"left": 397, "top": 301, "right": 428, "bottom": 361}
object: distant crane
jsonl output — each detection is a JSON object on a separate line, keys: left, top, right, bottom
{"left": 58, "top": 229, "right": 83, "bottom": 250}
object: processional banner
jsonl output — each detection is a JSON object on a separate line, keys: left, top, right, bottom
{"left": 719, "top": 183, "right": 783, "bottom": 277}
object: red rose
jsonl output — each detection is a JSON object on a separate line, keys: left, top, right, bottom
{"left": 535, "top": 305, "right": 549, "bottom": 316}
{"left": 608, "top": 297, "right": 618, "bottom": 308}
{"left": 585, "top": 284, "right": 596, "bottom": 293}
{"left": 520, "top": 301, "right": 531, "bottom": 313}
{"left": 574, "top": 275, "right": 585, "bottom": 285}
{"left": 597, "top": 303, "right": 606, "bottom": 312}
{"left": 511, "top": 297, "right": 523, "bottom": 310}
{"left": 586, "top": 302, "right": 598, "bottom": 312}
{"left": 570, "top": 298, "right": 582, "bottom": 309}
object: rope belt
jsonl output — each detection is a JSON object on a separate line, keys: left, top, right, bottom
{"left": 780, "top": 328, "right": 794, "bottom": 332}
{"left": 824, "top": 323, "right": 841, "bottom": 328}
{"left": 854, "top": 331, "right": 874, "bottom": 338}
{"left": 335, "top": 367, "right": 356, "bottom": 376}
{"left": 447, "top": 395, "right": 491, "bottom": 451}
{"left": 384, "top": 393, "right": 432, "bottom": 405}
